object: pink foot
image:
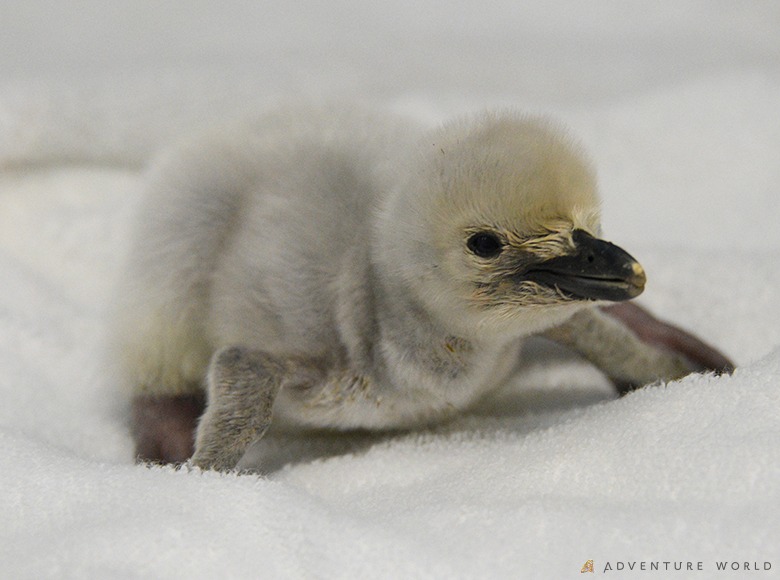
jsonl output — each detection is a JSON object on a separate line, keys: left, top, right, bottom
{"left": 131, "top": 394, "right": 205, "bottom": 464}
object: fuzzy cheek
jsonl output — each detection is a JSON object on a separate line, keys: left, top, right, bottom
{"left": 469, "top": 279, "right": 570, "bottom": 310}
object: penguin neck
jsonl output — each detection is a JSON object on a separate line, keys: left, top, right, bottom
{"left": 369, "top": 271, "right": 531, "bottom": 399}
{"left": 378, "top": 277, "right": 459, "bottom": 346}
{"left": 333, "top": 246, "right": 463, "bottom": 379}
{"left": 372, "top": 268, "right": 506, "bottom": 365}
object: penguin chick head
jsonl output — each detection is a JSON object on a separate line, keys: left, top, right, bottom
{"left": 376, "top": 110, "right": 646, "bottom": 337}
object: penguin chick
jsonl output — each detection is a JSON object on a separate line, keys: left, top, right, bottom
{"left": 113, "top": 105, "right": 733, "bottom": 470}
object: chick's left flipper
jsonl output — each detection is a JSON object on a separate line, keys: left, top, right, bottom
{"left": 187, "top": 347, "right": 279, "bottom": 471}
{"left": 543, "top": 304, "right": 733, "bottom": 395}
{"left": 601, "top": 302, "right": 734, "bottom": 376}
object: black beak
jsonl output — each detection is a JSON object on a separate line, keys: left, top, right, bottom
{"left": 523, "top": 229, "right": 646, "bottom": 302}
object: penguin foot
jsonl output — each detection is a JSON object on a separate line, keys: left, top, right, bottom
{"left": 131, "top": 393, "right": 205, "bottom": 465}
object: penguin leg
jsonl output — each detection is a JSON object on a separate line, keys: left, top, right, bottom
{"left": 190, "top": 346, "right": 323, "bottom": 472}
{"left": 542, "top": 304, "right": 732, "bottom": 395}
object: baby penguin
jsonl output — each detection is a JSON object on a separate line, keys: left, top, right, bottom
{"left": 114, "top": 105, "right": 732, "bottom": 470}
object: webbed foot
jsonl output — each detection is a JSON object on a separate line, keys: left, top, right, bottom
{"left": 131, "top": 394, "right": 205, "bottom": 464}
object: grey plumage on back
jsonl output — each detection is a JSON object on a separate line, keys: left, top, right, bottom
{"left": 113, "top": 105, "right": 733, "bottom": 470}
{"left": 116, "top": 108, "right": 409, "bottom": 392}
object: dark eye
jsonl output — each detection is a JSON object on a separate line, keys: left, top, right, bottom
{"left": 467, "top": 232, "right": 503, "bottom": 258}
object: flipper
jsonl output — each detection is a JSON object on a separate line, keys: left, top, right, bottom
{"left": 191, "top": 347, "right": 286, "bottom": 471}
{"left": 601, "top": 302, "right": 734, "bottom": 375}
{"left": 544, "top": 303, "right": 734, "bottom": 395}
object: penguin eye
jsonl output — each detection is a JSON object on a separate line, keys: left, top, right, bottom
{"left": 467, "top": 232, "right": 503, "bottom": 258}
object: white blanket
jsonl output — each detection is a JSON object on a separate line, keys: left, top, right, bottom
{"left": 1, "top": 2, "right": 779, "bottom": 577}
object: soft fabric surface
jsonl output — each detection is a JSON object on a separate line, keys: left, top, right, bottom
{"left": 1, "top": 2, "right": 779, "bottom": 578}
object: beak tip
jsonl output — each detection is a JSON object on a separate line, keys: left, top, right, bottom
{"left": 626, "top": 261, "right": 646, "bottom": 298}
